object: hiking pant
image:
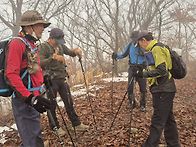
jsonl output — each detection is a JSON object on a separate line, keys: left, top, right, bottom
{"left": 142, "top": 92, "right": 181, "bottom": 147}
{"left": 12, "top": 97, "right": 44, "bottom": 147}
{"left": 47, "top": 78, "right": 81, "bottom": 129}
{"left": 127, "top": 66, "right": 147, "bottom": 107}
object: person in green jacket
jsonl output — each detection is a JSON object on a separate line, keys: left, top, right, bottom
{"left": 133, "top": 31, "right": 181, "bottom": 147}
{"left": 39, "top": 28, "right": 89, "bottom": 136}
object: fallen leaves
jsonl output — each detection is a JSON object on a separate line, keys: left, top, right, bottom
{"left": 1, "top": 75, "right": 196, "bottom": 147}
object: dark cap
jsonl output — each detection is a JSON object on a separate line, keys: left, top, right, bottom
{"left": 49, "top": 28, "right": 65, "bottom": 45}
{"left": 130, "top": 31, "right": 140, "bottom": 43}
{"left": 136, "top": 30, "right": 153, "bottom": 41}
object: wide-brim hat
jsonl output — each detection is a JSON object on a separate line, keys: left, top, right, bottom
{"left": 17, "top": 10, "right": 51, "bottom": 28}
{"left": 135, "top": 30, "right": 152, "bottom": 41}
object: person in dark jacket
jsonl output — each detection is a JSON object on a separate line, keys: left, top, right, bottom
{"left": 39, "top": 28, "right": 89, "bottom": 136}
{"left": 112, "top": 31, "right": 147, "bottom": 112}
{"left": 5, "top": 10, "right": 51, "bottom": 147}
{"left": 133, "top": 31, "right": 181, "bottom": 147}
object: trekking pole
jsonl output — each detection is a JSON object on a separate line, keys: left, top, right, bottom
{"left": 78, "top": 58, "right": 97, "bottom": 131}
{"left": 44, "top": 75, "right": 76, "bottom": 147}
{"left": 40, "top": 90, "right": 65, "bottom": 146}
{"left": 47, "top": 109, "right": 65, "bottom": 147}
{"left": 127, "top": 77, "right": 136, "bottom": 147}
{"left": 55, "top": 102, "right": 77, "bottom": 147}
{"left": 108, "top": 76, "right": 134, "bottom": 132}
{"left": 110, "top": 59, "right": 115, "bottom": 115}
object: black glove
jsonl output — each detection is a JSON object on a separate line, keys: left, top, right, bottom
{"left": 112, "top": 52, "right": 117, "bottom": 60}
{"left": 132, "top": 68, "right": 143, "bottom": 78}
{"left": 25, "top": 94, "right": 51, "bottom": 113}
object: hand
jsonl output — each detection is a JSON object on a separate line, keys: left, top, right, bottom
{"left": 72, "top": 48, "right": 82, "bottom": 59}
{"left": 112, "top": 52, "right": 117, "bottom": 60}
{"left": 25, "top": 94, "right": 51, "bottom": 113}
{"left": 52, "top": 53, "right": 66, "bottom": 64}
{"left": 132, "top": 68, "right": 143, "bottom": 78}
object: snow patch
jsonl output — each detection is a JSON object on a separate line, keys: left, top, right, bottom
{"left": 102, "top": 72, "right": 128, "bottom": 82}
{"left": 10, "top": 124, "right": 17, "bottom": 130}
{"left": 0, "top": 134, "right": 7, "bottom": 144}
{"left": 0, "top": 126, "right": 11, "bottom": 134}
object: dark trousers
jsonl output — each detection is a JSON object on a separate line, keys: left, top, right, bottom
{"left": 12, "top": 97, "right": 44, "bottom": 147}
{"left": 47, "top": 79, "right": 81, "bottom": 129}
{"left": 142, "top": 92, "right": 180, "bottom": 147}
{"left": 127, "top": 66, "right": 147, "bottom": 107}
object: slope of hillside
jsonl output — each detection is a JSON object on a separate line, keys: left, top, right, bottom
{"left": 1, "top": 74, "right": 196, "bottom": 147}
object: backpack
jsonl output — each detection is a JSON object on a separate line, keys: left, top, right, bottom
{"left": 0, "top": 37, "right": 32, "bottom": 97}
{"left": 152, "top": 42, "right": 187, "bottom": 79}
{"left": 0, "top": 39, "right": 12, "bottom": 96}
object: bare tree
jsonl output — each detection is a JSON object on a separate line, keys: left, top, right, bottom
{"left": 58, "top": 0, "right": 178, "bottom": 74}
{"left": 169, "top": 0, "right": 196, "bottom": 62}
{"left": 1, "top": 0, "right": 194, "bottom": 75}
{"left": 0, "top": 0, "right": 72, "bottom": 38}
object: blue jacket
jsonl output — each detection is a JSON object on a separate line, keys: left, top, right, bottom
{"left": 116, "top": 43, "right": 145, "bottom": 65}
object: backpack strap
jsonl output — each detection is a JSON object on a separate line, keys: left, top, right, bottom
{"left": 151, "top": 42, "right": 166, "bottom": 50}
{"left": 13, "top": 37, "right": 38, "bottom": 53}
{"left": 12, "top": 37, "right": 42, "bottom": 96}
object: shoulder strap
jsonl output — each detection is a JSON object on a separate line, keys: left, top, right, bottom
{"left": 152, "top": 42, "right": 171, "bottom": 51}
{"left": 151, "top": 42, "right": 165, "bottom": 50}
{"left": 13, "top": 37, "right": 38, "bottom": 53}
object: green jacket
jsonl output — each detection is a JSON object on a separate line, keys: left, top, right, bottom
{"left": 143, "top": 40, "right": 176, "bottom": 93}
{"left": 39, "top": 42, "right": 77, "bottom": 80}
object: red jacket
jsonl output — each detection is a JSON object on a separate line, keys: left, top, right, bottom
{"left": 5, "top": 34, "right": 43, "bottom": 99}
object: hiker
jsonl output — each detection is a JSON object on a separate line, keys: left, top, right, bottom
{"left": 5, "top": 10, "right": 51, "bottom": 147}
{"left": 39, "top": 28, "right": 89, "bottom": 136}
{"left": 133, "top": 31, "right": 181, "bottom": 147}
{"left": 112, "top": 31, "right": 147, "bottom": 112}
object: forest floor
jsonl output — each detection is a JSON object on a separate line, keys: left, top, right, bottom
{"left": 0, "top": 73, "right": 196, "bottom": 147}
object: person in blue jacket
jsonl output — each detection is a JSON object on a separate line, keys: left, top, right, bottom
{"left": 112, "top": 31, "right": 147, "bottom": 112}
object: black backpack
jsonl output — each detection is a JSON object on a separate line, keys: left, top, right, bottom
{"left": 0, "top": 39, "right": 13, "bottom": 96}
{"left": 0, "top": 37, "right": 31, "bottom": 97}
{"left": 152, "top": 43, "right": 187, "bottom": 79}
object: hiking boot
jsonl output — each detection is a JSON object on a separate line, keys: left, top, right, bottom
{"left": 140, "top": 106, "right": 146, "bottom": 112}
{"left": 72, "top": 123, "right": 89, "bottom": 131}
{"left": 56, "top": 127, "right": 66, "bottom": 136}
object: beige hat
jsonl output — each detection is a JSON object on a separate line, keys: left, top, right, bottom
{"left": 17, "top": 10, "right": 51, "bottom": 28}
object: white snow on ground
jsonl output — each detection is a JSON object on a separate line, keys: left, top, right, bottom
{"left": 0, "top": 72, "right": 128, "bottom": 144}
{"left": 0, "top": 134, "right": 7, "bottom": 144}
{"left": 0, "top": 124, "right": 18, "bottom": 144}
{"left": 0, "top": 126, "right": 12, "bottom": 144}
{"left": 10, "top": 124, "right": 17, "bottom": 130}
{"left": 57, "top": 100, "right": 64, "bottom": 107}
{"left": 103, "top": 72, "right": 128, "bottom": 82}
{"left": 0, "top": 126, "right": 11, "bottom": 134}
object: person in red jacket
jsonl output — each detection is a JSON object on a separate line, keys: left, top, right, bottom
{"left": 5, "top": 10, "right": 51, "bottom": 147}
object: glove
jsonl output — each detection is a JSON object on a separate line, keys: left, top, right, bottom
{"left": 72, "top": 48, "right": 82, "bottom": 59}
{"left": 25, "top": 94, "right": 51, "bottom": 113}
{"left": 112, "top": 52, "right": 117, "bottom": 60}
{"left": 132, "top": 68, "right": 143, "bottom": 78}
{"left": 52, "top": 53, "right": 66, "bottom": 64}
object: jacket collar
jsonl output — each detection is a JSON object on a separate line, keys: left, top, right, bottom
{"left": 146, "top": 39, "right": 158, "bottom": 52}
